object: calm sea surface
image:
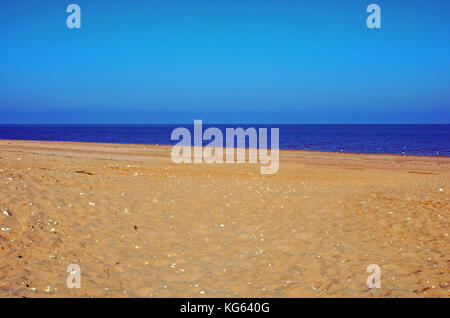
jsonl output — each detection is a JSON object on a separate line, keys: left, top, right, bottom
{"left": 0, "top": 124, "right": 448, "bottom": 156}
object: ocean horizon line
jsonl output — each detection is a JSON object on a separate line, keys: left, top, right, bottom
{"left": 0, "top": 123, "right": 449, "bottom": 126}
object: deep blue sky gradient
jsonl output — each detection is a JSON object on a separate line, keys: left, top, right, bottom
{"left": 0, "top": 0, "right": 449, "bottom": 123}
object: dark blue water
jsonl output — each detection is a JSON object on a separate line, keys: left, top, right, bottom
{"left": 0, "top": 124, "right": 448, "bottom": 156}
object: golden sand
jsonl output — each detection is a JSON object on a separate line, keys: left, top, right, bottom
{"left": 0, "top": 139, "right": 448, "bottom": 297}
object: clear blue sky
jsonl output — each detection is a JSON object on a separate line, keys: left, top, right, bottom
{"left": 0, "top": 0, "right": 449, "bottom": 123}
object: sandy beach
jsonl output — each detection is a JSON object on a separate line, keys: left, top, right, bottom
{"left": 0, "top": 139, "right": 448, "bottom": 297}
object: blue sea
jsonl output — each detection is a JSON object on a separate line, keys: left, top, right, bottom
{"left": 0, "top": 124, "right": 449, "bottom": 157}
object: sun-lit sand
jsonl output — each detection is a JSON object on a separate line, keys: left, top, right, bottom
{"left": 0, "top": 139, "right": 448, "bottom": 297}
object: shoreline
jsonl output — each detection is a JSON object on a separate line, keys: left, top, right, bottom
{"left": 1, "top": 139, "right": 449, "bottom": 173}
{"left": 1, "top": 138, "right": 450, "bottom": 158}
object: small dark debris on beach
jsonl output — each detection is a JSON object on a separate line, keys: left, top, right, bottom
{"left": 75, "top": 170, "right": 95, "bottom": 175}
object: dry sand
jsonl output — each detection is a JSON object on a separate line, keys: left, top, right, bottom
{"left": 0, "top": 139, "right": 448, "bottom": 297}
